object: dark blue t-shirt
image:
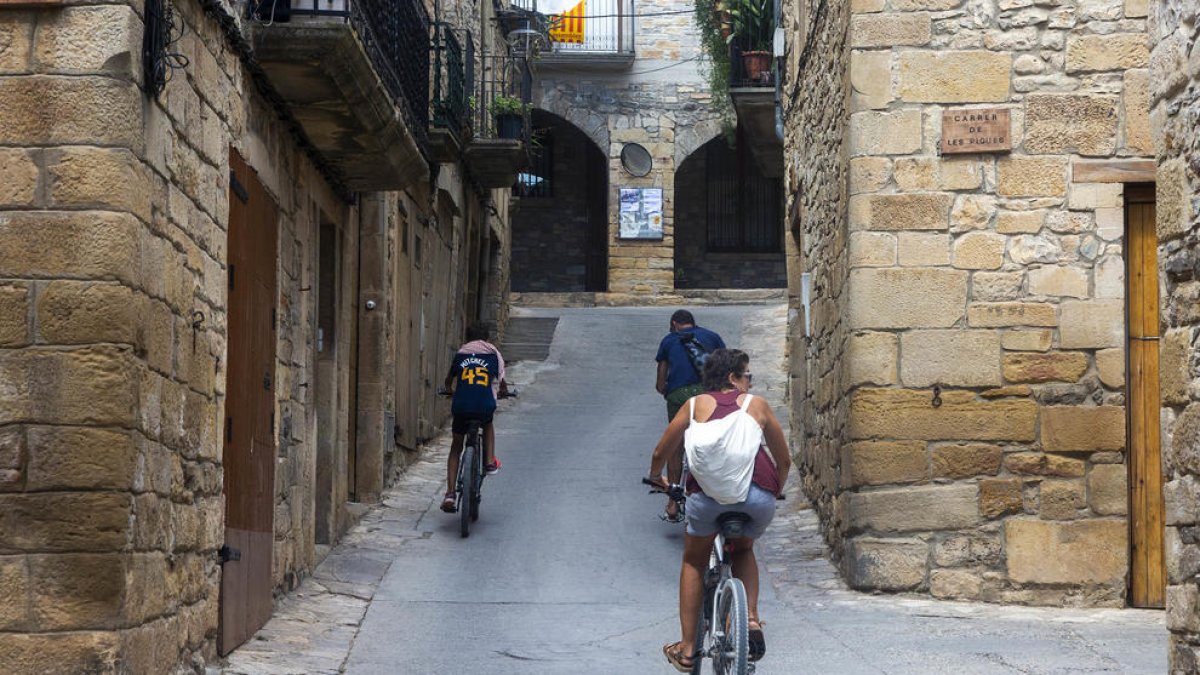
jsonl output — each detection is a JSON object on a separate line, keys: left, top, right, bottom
{"left": 450, "top": 352, "right": 499, "bottom": 416}
{"left": 655, "top": 326, "right": 725, "bottom": 394}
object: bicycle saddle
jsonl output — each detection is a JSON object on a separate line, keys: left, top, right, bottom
{"left": 716, "top": 512, "right": 752, "bottom": 538}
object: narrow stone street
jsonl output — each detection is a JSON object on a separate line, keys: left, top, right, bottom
{"left": 224, "top": 305, "right": 1166, "bottom": 675}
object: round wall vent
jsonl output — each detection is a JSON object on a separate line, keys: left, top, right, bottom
{"left": 620, "top": 143, "right": 653, "bottom": 177}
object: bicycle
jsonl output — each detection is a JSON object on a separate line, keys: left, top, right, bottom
{"left": 439, "top": 387, "right": 517, "bottom": 538}
{"left": 643, "top": 478, "right": 754, "bottom": 675}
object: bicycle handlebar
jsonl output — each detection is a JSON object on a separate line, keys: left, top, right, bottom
{"left": 642, "top": 477, "right": 685, "bottom": 502}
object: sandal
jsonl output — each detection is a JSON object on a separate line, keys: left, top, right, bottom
{"left": 748, "top": 619, "right": 765, "bottom": 661}
{"left": 659, "top": 508, "right": 685, "bottom": 524}
{"left": 440, "top": 492, "right": 457, "bottom": 513}
{"left": 662, "top": 641, "right": 694, "bottom": 673}
{"left": 660, "top": 500, "right": 685, "bottom": 523}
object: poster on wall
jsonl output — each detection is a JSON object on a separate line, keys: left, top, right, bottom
{"left": 618, "top": 188, "right": 664, "bottom": 240}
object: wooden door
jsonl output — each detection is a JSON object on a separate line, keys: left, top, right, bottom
{"left": 220, "top": 149, "right": 280, "bottom": 654}
{"left": 315, "top": 221, "right": 341, "bottom": 544}
{"left": 1126, "top": 184, "right": 1165, "bottom": 608}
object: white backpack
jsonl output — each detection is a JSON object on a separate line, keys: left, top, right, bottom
{"left": 684, "top": 394, "right": 763, "bottom": 505}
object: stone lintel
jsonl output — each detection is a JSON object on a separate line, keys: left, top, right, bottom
{"left": 1072, "top": 159, "right": 1156, "bottom": 184}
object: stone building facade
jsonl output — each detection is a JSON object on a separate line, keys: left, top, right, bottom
{"left": 784, "top": 0, "right": 1157, "bottom": 606}
{"left": 510, "top": 0, "right": 788, "bottom": 301}
{"left": 1150, "top": 1, "right": 1200, "bottom": 668}
{"left": 0, "top": 0, "right": 513, "bottom": 670}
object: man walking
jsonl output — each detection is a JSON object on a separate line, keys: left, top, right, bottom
{"left": 654, "top": 309, "right": 725, "bottom": 521}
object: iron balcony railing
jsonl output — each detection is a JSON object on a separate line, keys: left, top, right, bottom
{"left": 729, "top": 43, "right": 774, "bottom": 88}
{"left": 511, "top": 0, "right": 634, "bottom": 55}
{"left": 287, "top": 0, "right": 431, "bottom": 145}
{"left": 431, "top": 22, "right": 472, "bottom": 139}
{"left": 473, "top": 48, "right": 528, "bottom": 141}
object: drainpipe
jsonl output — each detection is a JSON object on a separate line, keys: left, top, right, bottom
{"left": 773, "top": 0, "right": 784, "bottom": 143}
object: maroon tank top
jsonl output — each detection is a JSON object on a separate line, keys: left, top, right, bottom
{"left": 685, "top": 390, "right": 782, "bottom": 497}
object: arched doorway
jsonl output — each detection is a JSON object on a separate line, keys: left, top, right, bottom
{"left": 674, "top": 130, "right": 786, "bottom": 289}
{"left": 510, "top": 109, "right": 608, "bottom": 292}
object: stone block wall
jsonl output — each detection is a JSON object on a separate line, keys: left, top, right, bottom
{"left": 0, "top": 0, "right": 512, "bottom": 669}
{"left": 1150, "top": 1, "right": 1200, "bottom": 668}
{"left": 781, "top": 0, "right": 853, "bottom": 570}
{"left": 531, "top": 0, "right": 728, "bottom": 297}
{"left": 535, "top": 78, "right": 722, "bottom": 297}
{"left": 787, "top": 0, "right": 1153, "bottom": 606}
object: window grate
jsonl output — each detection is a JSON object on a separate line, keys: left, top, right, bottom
{"left": 704, "top": 133, "right": 782, "bottom": 253}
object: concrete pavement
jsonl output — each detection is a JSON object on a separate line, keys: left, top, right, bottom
{"left": 224, "top": 304, "right": 1166, "bottom": 675}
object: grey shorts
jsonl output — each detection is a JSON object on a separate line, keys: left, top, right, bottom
{"left": 685, "top": 485, "right": 777, "bottom": 539}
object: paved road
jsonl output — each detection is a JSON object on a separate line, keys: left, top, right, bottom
{"left": 344, "top": 307, "right": 750, "bottom": 673}
{"left": 229, "top": 305, "right": 1166, "bottom": 675}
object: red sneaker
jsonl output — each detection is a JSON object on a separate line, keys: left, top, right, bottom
{"left": 485, "top": 458, "right": 501, "bottom": 475}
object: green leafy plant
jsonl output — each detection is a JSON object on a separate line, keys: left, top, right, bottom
{"left": 694, "top": 0, "right": 735, "bottom": 139}
{"left": 490, "top": 95, "right": 528, "bottom": 116}
{"left": 726, "top": 0, "right": 772, "bottom": 52}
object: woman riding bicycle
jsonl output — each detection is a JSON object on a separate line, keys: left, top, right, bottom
{"left": 645, "top": 348, "right": 792, "bottom": 672}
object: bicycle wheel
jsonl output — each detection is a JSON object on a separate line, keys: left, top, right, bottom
{"left": 712, "top": 578, "right": 749, "bottom": 675}
{"left": 469, "top": 440, "right": 482, "bottom": 522}
{"left": 459, "top": 444, "right": 476, "bottom": 538}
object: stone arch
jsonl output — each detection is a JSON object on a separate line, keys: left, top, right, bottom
{"left": 674, "top": 117, "right": 724, "bottom": 168}
{"left": 511, "top": 108, "right": 609, "bottom": 293}
{"left": 673, "top": 133, "right": 787, "bottom": 289}
{"left": 533, "top": 89, "right": 609, "bottom": 155}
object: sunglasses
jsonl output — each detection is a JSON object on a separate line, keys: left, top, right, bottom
{"left": 741, "top": 372, "right": 753, "bottom": 383}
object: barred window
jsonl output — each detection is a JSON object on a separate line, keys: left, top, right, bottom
{"left": 704, "top": 136, "right": 782, "bottom": 253}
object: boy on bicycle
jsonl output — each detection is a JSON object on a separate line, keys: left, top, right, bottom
{"left": 441, "top": 322, "right": 507, "bottom": 513}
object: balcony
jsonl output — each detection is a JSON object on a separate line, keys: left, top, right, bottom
{"left": 462, "top": 50, "right": 529, "bottom": 188}
{"left": 511, "top": 0, "right": 634, "bottom": 69}
{"left": 728, "top": 45, "right": 781, "bottom": 178}
{"left": 428, "top": 22, "right": 473, "bottom": 163}
{"left": 249, "top": 0, "right": 430, "bottom": 190}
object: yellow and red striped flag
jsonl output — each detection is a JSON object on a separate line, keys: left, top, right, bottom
{"left": 550, "top": 0, "right": 585, "bottom": 44}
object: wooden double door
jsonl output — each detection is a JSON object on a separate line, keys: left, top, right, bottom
{"left": 1126, "top": 185, "right": 1164, "bottom": 609}
{"left": 219, "top": 150, "right": 280, "bottom": 654}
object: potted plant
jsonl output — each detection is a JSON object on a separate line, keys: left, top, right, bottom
{"left": 727, "top": 0, "right": 773, "bottom": 83}
{"left": 490, "top": 96, "right": 527, "bottom": 140}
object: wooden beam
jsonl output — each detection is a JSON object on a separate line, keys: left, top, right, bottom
{"left": 1072, "top": 159, "right": 1156, "bottom": 184}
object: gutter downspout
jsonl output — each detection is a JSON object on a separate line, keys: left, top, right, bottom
{"left": 773, "top": 0, "right": 784, "bottom": 143}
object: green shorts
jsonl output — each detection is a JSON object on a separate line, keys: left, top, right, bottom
{"left": 666, "top": 383, "right": 705, "bottom": 422}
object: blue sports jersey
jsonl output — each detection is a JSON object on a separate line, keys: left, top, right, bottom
{"left": 450, "top": 351, "right": 499, "bottom": 416}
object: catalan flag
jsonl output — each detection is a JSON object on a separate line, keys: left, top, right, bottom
{"left": 550, "top": 0, "right": 585, "bottom": 44}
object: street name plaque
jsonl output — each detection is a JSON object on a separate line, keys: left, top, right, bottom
{"left": 941, "top": 108, "right": 1011, "bottom": 154}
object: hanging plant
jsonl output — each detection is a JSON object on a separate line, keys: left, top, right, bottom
{"left": 694, "top": 0, "right": 736, "bottom": 141}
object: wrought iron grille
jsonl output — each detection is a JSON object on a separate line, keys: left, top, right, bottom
{"left": 729, "top": 43, "right": 774, "bottom": 88}
{"left": 432, "top": 23, "right": 472, "bottom": 137}
{"left": 288, "top": 0, "right": 431, "bottom": 145}
{"left": 516, "top": 129, "right": 552, "bottom": 197}
{"left": 704, "top": 133, "right": 782, "bottom": 253}
{"left": 511, "top": 0, "right": 634, "bottom": 54}
{"left": 473, "top": 49, "right": 525, "bottom": 140}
